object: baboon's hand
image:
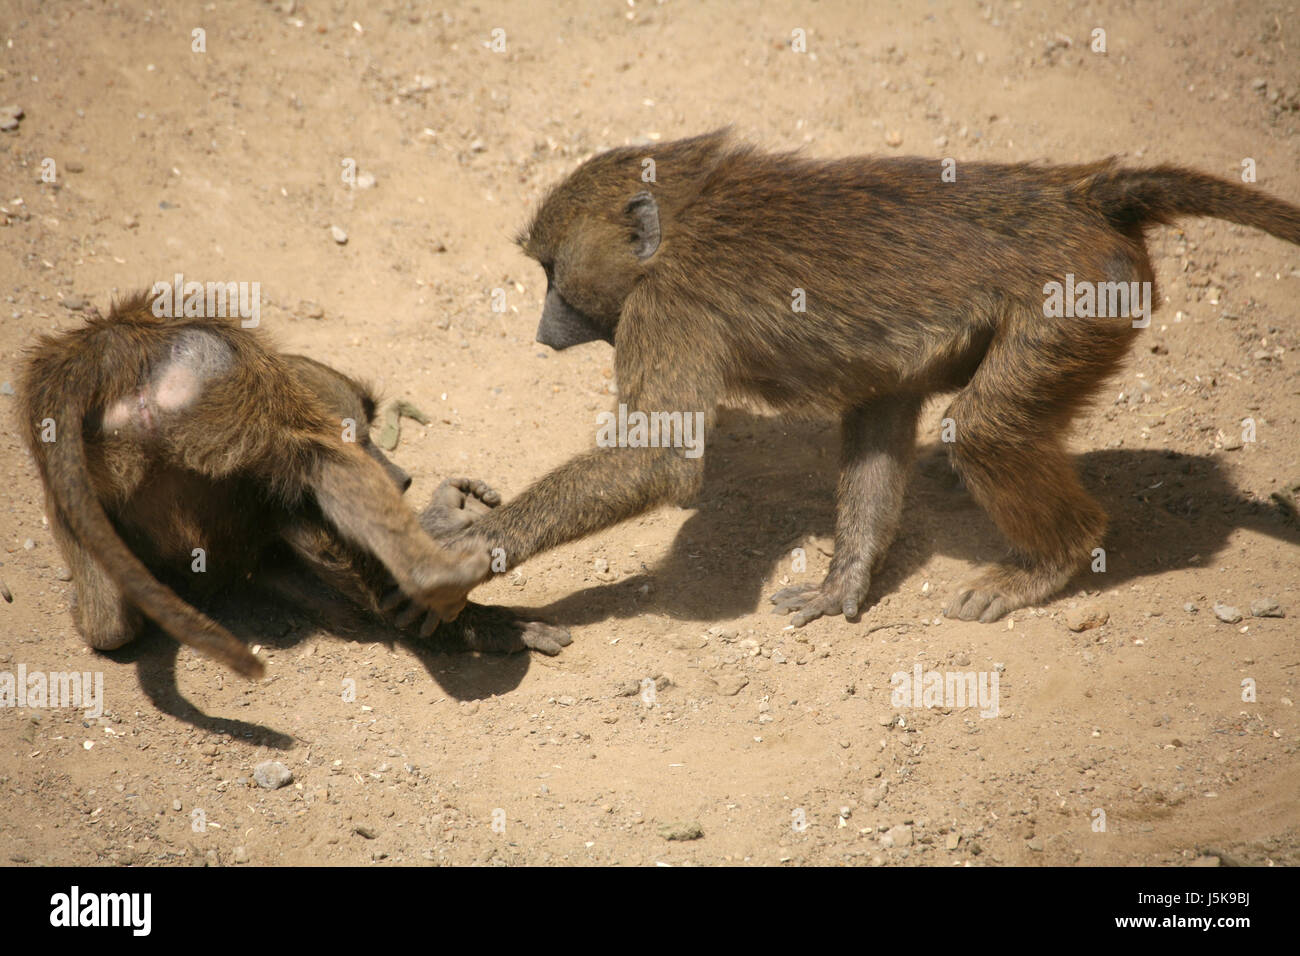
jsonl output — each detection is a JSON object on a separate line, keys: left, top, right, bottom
{"left": 435, "top": 602, "right": 573, "bottom": 656}
{"left": 397, "top": 538, "right": 491, "bottom": 622}
{"left": 770, "top": 559, "right": 872, "bottom": 627}
{"left": 420, "top": 477, "right": 502, "bottom": 539}
{"left": 381, "top": 534, "right": 493, "bottom": 628}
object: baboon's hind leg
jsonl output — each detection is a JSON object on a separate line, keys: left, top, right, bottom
{"left": 943, "top": 312, "right": 1133, "bottom": 622}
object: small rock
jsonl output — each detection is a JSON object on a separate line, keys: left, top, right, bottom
{"left": 1184, "top": 602, "right": 1197, "bottom": 614}
{"left": 64, "top": 160, "right": 84, "bottom": 173}
{"left": 23, "top": 539, "right": 35, "bottom": 551}
{"left": 1212, "top": 603, "right": 1242, "bottom": 624}
{"left": 592, "top": 558, "right": 609, "bottom": 573}
{"left": 61, "top": 295, "right": 89, "bottom": 311}
{"left": 658, "top": 821, "right": 703, "bottom": 841}
{"left": 355, "top": 171, "right": 376, "bottom": 189}
{"left": 885, "top": 130, "right": 903, "bottom": 147}
{"left": 933, "top": 134, "right": 948, "bottom": 148}
{"left": 714, "top": 674, "right": 748, "bottom": 697}
{"left": 55, "top": 567, "right": 72, "bottom": 582}
{"left": 330, "top": 225, "right": 348, "bottom": 244}
{"left": 557, "top": 695, "right": 576, "bottom": 706}
{"left": 353, "top": 824, "right": 378, "bottom": 839}
{"left": 231, "top": 846, "right": 249, "bottom": 863}
{"left": 1064, "top": 604, "right": 1108, "bottom": 632}
{"left": 1027, "top": 837, "right": 1044, "bottom": 852}
{"left": 299, "top": 300, "right": 325, "bottom": 319}
{"left": 1221, "top": 435, "right": 1243, "bottom": 451}
{"left": 252, "top": 760, "right": 293, "bottom": 790}
{"left": 945, "top": 833, "right": 960, "bottom": 850}
{"left": 1250, "top": 598, "right": 1284, "bottom": 618}
{"left": 0, "top": 382, "right": 13, "bottom": 396}
{"left": 881, "top": 824, "right": 913, "bottom": 848}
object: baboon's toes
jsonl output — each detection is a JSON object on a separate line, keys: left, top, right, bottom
{"left": 944, "top": 582, "right": 1015, "bottom": 622}
{"left": 520, "top": 621, "right": 573, "bottom": 656}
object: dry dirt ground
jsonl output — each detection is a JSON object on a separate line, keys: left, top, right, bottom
{"left": 1, "top": 0, "right": 1297, "bottom": 867}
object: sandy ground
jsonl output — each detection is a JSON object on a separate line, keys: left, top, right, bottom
{"left": 0, "top": 0, "right": 1297, "bottom": 867}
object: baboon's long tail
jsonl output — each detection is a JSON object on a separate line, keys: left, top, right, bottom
{"left": 1084, "top": 165, "right": 1300, "bottom": 245}
{"left": 41, "top": 406, "right": 265, "bottom": 679}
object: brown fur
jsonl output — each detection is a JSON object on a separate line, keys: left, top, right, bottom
{"left": 19, "top": 291, "right": 488, "bottom": 677}
{"left": 451, "top": 130, "right": 1300, "bottom": 624}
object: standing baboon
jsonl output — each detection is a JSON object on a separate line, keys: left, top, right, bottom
{"left": 19, "top": 291, "right": 491, "bottom": 677}
{"left": 439, "top": 130, "right": 1300, "bottom": 625}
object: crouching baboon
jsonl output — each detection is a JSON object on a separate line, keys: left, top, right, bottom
{"left": 18, "top": 291, "right": 497, "bottom": 678}
{"left": 438, "top": 130, "right": 1300, "bottom": 626}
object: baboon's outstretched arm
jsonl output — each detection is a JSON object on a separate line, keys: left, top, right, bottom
{"left": 447, "top": 324, "right": 717, "bottom": 570}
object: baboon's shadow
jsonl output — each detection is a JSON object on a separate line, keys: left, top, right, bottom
{"left": 532, "top": 409, "right": 1299, "bottom": 627}
{"left": 111, "top": 572, "right": 534, "bottom": 743}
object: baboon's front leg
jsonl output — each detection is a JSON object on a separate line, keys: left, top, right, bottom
{"left": 772, "top": 394, "right": 923, "bottom": 627}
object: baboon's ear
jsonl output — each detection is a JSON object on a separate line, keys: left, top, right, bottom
{"left": 625, "top": 191, "right": 661, "bottom": 260}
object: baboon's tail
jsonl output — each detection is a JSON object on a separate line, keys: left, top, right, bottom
{"left": 33, "top": 384, "right": 265, "bottom": 679}
{"left": 1083, "top": 164, "right": 1300, "bottom": 245}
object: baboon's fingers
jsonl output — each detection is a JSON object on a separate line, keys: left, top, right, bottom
{"left": 769, "top": 585, "right": 818, "bottom": 614}
{"left": 772, "top": 563, "right": 871, "bottom": 627}
{"left": 448, "top": 477, "right": 502, "bottom": 508}
{"left": 789, "top": 593, "right": 842, "bottom": 628}
{"left": 433, "top": 477, "right": 501, "bottom": 513}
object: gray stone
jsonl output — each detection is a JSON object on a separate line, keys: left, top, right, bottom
{"left": 252, "top": 760, "right": 293, "bottom": 790}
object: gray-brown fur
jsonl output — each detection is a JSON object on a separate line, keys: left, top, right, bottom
{"left": 19, "top": 291, "right": 488, "bottom": 677}
{"left": 448, "top": 129, "right": 1300, "bottom": 625}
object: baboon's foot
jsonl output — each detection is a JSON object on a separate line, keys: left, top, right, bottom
{"left": 943, "top": 562, "right": 1076, "bottom": 623}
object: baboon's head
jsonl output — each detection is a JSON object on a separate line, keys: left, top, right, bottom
{"left": 519, "top": 129, "right": 732, "bottom": 350}
{"left": 285, "top": 354, "right": 411, "bottom": 492}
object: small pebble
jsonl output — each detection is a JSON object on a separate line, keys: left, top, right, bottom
{"left": 330, "top": 225, "right": 348, "bottom": 244}
{"left": 1250, "top": 598, "right": 1284, "bottom": 618}
{"left": 1212, "top": 603, "right": 1242, "bottom": 624}
{"left": 1064, "top": 604, "right": 1108, "bottom": 631}
{"left": 253, "top": 760, "right": 293, "bottom": 790}
{"left": 658, "top": 821, "right": 703, "bottom": 841}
